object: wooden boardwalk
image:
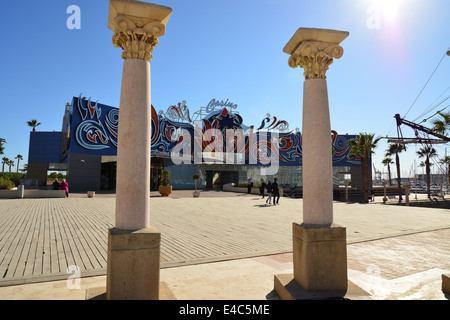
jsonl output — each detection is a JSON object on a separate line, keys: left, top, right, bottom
{"left": 0, "top": 198, "right": 114, "bottom": 286}
{"left": 1, "top": 192, "right": 450, "bottom": 287}
{"left": 0, "top": 194, "right": 293, "bottom": 286}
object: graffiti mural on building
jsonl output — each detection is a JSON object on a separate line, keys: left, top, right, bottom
{"left": 69, "top": 96, "right": 361, "bottom": 166}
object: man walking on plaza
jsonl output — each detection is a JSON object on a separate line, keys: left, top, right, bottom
{"left": 247, "top": 177, "right": 253, "bottom": 194}
{"left": 260, "top": 179, "right": 266, "bottom": 199}
{"left": 272, "top": 178, "right": 280, "bottom": 205}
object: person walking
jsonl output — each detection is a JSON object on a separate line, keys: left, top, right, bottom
{"left": 272, "top": 178, "right": 280, "bottom": 205}
{"left": 266, "top": 180, "right": 273, "bottom": 204}
{"left": 60, "top": 179, "right": 69, "bottom": 197}
{"left": 247, "top": 177, "right": 253, "bottom": 194}
{"left": 260, "top": 179, "right": 266, "bottom": 199}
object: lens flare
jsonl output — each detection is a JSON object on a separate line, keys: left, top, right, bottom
{"left": 372, "top": 0, "right": 404, "bottom": 25}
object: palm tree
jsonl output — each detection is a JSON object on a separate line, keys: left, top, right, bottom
{"left": 27, "top": 119, "right": 41, "bottom": 132}
{"left": 20, "top": 163, "right": 28, "bottom": 173}
{"left": 382, "top": 157, "right": 394, "bottom": 186}
{"left": 0, "top": 138, "right": 6, "bottom": 155}
{"left": 431, "top": 111, "right": 450, "bottom": 136}
{"left": 439, "top": 156, "right": 450, "bottom": 188}
{"left": 386, "top": 143, "right": 406, "bottom": 202}
{"left": 417, "top": 145, "right": 437, "bottom": 199}
{"left": 7, "top": 159, "right": 14, "bottom": 173}
{"left": 349, "top": 133, "right": 382, "bottom": 203}
{"left": 15, "top": 154, "right": 23, "bottom": 172}
{"left": 2, "top": 157, "right": 9, "bottom": 172}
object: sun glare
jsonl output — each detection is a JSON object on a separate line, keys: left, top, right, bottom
{"left": 375, "top": 0, "right": 403, "bottom": 23}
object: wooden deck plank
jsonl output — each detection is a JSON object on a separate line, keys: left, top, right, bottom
{"left": 63, "top": 204, "right": 100, "bottom": 270}
{"left": 54, "top": 203, "right": 77, "bottom": 272}
{"left": 8, "top": 202, "right": 37, "bottom": 278}
{"left": 0, "top": 201, "right": 29, "bottom": 275}
{"left": 21, "top": 201, "right": 42, "bottom": 277}
{"left": 51, "top": 200, "right": 67, "bottom": 273}
{"left": 47, "top": 201, "right": 60, "bottom": 274}
{"left": 33, "top": 200, "right": 46, "bottom": 276}
{"left": 80, "top": 202, "right": 109, "bottom": 268}
{"left": 58, "top": 205, "right": 85, "bottom": 271}
{"left": 0, "top": 202, "right": 24, "bottom": 253}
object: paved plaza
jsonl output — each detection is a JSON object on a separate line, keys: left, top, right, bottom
{"left": 0, "top": 190, "right": 449, "bottom": 300}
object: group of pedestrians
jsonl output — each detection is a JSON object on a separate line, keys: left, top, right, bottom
{"left": 52, "top": 178, "right": 69, "bottom": 197}
{"left": 254, "top": 178, "right": 280, "bottom": 205}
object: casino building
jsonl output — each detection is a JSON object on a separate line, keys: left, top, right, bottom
{"left": 27, "top": 95, "right": 369, "bottom": 194}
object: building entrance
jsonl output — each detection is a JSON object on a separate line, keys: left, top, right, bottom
{"left": 151, "top": 157, "right": 164, "bottom": 190}
{"left": 101, "top": 162, "right": 116, "bottom": 190}
{"left": 205, "top": 171, "right": 239, "bottom": 189}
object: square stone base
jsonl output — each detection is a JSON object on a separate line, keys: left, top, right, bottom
{"left": 293, "top": 222, "right": 348, "bottom": 291}
{"left": 106, "top": 226, "right": 161, "bottom": 300}
{"left": 274, "top": 274, "right": 371, "bottom": 300}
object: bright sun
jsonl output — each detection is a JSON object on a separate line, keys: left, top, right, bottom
{"left": 374, "top": 0, "right": 403, "bottom": 22}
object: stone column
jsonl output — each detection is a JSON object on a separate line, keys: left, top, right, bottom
{"left": 274, "top": 28, "right": 358, "bottom": 299}
{"left": 286, "top": 28, "right": 348, "bottom": 225}
{"left": 403, "top": 183, "right": 411, "bottom": 206}
{"left": 106, "top": 0, "right": 172, "bottom": 300}
{"left": 382, "top": 181, "right": 388, "bottom": 203}
{"left": 344, "top": 180, "right": 350, "bottom": 202}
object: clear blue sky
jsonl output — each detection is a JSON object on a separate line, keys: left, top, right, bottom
{"left": 1, "top": 0, "right": 449, "bottom": 179}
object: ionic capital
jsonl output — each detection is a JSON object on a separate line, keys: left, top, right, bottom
{"left": 288, "top": 41, "right": 344, "bottom": 79}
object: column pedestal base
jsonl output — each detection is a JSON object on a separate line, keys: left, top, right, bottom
{"left": 274, "top": 222, "right": 370, "bottom": 299}
{"left": 274, "top": 274, "right": 371, "bottom": 300}
{"left": 106, "top": 226, "right": 161, "bottom": 300}
{"left": 293, "top": 222, "right": 347, "bottom": 291}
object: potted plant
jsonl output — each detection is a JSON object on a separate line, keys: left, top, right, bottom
{"left": 193, "top": 174, "right": 200, "bottom": 197}
{"left": 159, "top": 170, "right": 172, "bottom": 196}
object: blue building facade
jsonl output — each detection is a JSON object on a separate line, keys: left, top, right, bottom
{"left": 27, "top": 96, "right": 366, "bottom": 192}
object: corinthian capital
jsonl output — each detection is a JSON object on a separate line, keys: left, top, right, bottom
{"left": 284, "top": 28, "right": 349, "bottom": 80}
{"left": 108, "top": 0, "right": 172, "bottom": 62}
{"left": 111, "top": 15, "right": 165, "bottom": 62}
{"left": 288, "top": 41, "right": 344, "bottom": 79}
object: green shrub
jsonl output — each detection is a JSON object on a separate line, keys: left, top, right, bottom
{"left": 160, "top": 170, "right": 171, "bottom": 186}
{"left": 0, "top": 172, "right": 23, "bottom": 187}
{"left": 235, "top": 182, "right": 262, "bottom": 188}
{"left": 0, "top": 177, "right": 15, "bottom": 190}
